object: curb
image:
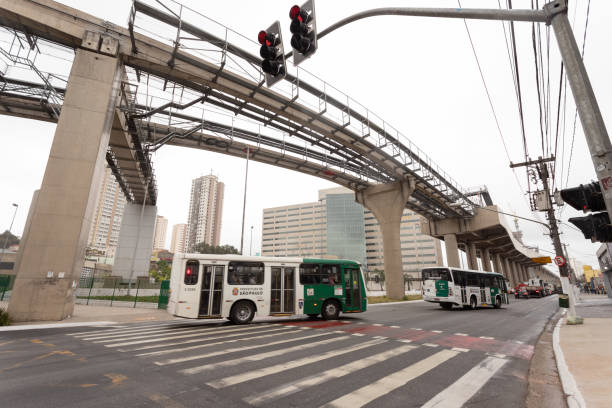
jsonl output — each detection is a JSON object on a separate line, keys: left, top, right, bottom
{"left": 0, "top": 321, "right": 118, "bottom": 332}
{"left": 552, "top": 310, "right": 586, "bottom": 408}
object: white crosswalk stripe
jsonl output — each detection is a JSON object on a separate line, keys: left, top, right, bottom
{"left": 179, "top": 334, "right": 349, "bottom": 375}
{"left": 243, "top": 343, "right": 416, "bottom": 406}
{"left": 133, "top": 327, "right": 298, "bottom": 356}
{"left": 321, "top": 349, "right": 460, "bottom": 408}
{"left": 208, "top": 338, "right": 387, "bottom": 389}
{"left": 102, "top": 325, "right": 273, "bottom": 348}
{"left": 420, "top": 355, "right": 508, "bottom": 408}
{"left": 156, "top": 331, "right": 334, "bottom": 366}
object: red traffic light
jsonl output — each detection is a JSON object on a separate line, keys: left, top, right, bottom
{"left": 289, "top": 5, "right": 301, "bottom": 20}
{"left": 258, "top": 30, "right": 267, "bottom": 45}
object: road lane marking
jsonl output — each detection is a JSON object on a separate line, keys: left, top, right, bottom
{"left": 209, "top": 338, "right": 386, "bottom": 389}
{"left": 420, "top": 355, "right": 508, "bottom": 408}
{"left": 93, "top": 324, "right": 270, "bottom": 343}
{"left": 82, "top": 325, "right": 210, "bottom": 341}
{"left": 432, "top": 330, "right": 443, "bottom": 333}
{"left": 243, "top": 343, "right": 416, "bottom": 405}
{"left": 352, "top": 333, "right": 365, "bottom": 336}
{"left": 156, "top": 331, "right": 334, "bottom": 366}
{"left": 452, "top": 347, "right": 470, "bottom": 353}
{"left": 423, "top": 343, "right": 439, "bottom": 348}
{"left": 179, "top": 335, "right": 349, "bottom": 375}
{"left": 479, "top": 336, "right": 495, "bottom": 340}
{"left": 372, "top": 323, "right": 383, "bottom": 326}
{"left": 132, "top": 327, "right": 298, "bottom": 356}
{"left": 390, "top": 325, "right": 400, "bottom": 328}
{"left": 68, "top": 324, "right": 174, "bottom": 336}
{"left": 103, "top": 325, "right": 272, "bottom": 348}
{"left": 321, "top": 349, "right": 460, "bottom": 408}
{"left": 455, "top": 333, "right": 468, "bottom": 336}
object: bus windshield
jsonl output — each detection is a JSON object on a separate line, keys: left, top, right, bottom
{"left": 422, "top": 268, "right": 452, "bottom": 282}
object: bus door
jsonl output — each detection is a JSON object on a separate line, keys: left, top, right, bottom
{"left": 199, "top": 265, "right": 224, "bottom": 317}
{"left": 479, "top": 277, "right": 488, "bottom": 305}
{"left": 344, "top": 268, "right": 362, "bottom": 311}
{"left": 271, "top": 267, "right": 295, "bottom": 314}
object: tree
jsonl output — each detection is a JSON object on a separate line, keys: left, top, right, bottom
{"left": 149, "top": 260, "right": 171, "bottom": 282}
{"left": 0, "top": 230, "right": 19, "bottom": 249}
{"left": 193, "top": 242, "right": 240, "bottom": 255}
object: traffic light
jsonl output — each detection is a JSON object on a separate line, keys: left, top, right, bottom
{"left": 561, "top": 181, "right": 612, "bottom": 242}
{"left": 289, "top": 0, "right": 317, "bottom": 66}
{"left": 258, "top": 21, "right": 286, "bottom": 87}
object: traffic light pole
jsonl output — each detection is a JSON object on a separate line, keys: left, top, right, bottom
{"left": 510, "top": 156, "right": 582, "bottom": 323}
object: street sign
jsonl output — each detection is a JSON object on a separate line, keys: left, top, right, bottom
{"left": 531, "top": 256, "right": 552, "bottom": 264}
{"left": 554, "top": 256, "right": 566, "bottom": 267}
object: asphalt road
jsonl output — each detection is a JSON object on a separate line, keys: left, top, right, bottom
{"left": 0, "top": 295, "right": 560, "bottom": 408}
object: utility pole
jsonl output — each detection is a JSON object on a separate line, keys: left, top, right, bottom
{"left": 510, "top": 156, "right": 582, "bottom": 324}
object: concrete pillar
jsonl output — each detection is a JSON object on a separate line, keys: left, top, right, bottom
{"left": 443, "top": 234, "right": 460, "bottom": 268}
{"left": 513, "top": 262, "right": 523, "bottom": 284}
{"left": 466, "top": 242, "right": 478, "bottom": 270}
{"left": 113, "top": 203, "right": 157, "bottom": 280}
{"left": 481, "top": 248, "right": 492, "bottom": 272}
{"left": 504, "top": 257, "right": 515, "bottom": 287}
{"left": 356, "top": 178, "right": 415, "bottom": 300}
{"left": 493, "top": 253, "right": 504, "bottom": 276}
{"left": 8, "top": 50, "right": 121, "bottom": 321}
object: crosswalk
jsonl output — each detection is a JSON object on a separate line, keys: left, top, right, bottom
{"left": 67, "top": 321, "right": 514, "bottom": 407}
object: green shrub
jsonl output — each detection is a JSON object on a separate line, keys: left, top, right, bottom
{"left": 0, "top": 308, "right": 11, "bottom": 326}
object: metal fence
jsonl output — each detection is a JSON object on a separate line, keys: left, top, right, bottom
{"left": 75, "top": 277, "right": 169, "bottom": 309}
{"left": 0, "top": 274, "right": 15, "bottom": 301}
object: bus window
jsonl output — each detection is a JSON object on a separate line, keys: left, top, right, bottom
{"left": 466, "top": 273, "right": 478, "bottom": 287}
{"left": 421, "top": 268, "right": 451, "bottom": 281}
{"left": 184, "top": 260, "right": 199, "bottom": 285}
{"left": 228, "top": 261, "right": 264, "bottom": 285}
{"left": 321, "top": 265, "right": 340, "bottom": 285}
{"left": 300, "top": 263, "right": 334, "bottom": 284}
{"left": 452, "top": 270, "right": 464, "bottom": 286}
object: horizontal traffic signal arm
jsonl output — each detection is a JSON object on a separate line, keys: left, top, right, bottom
{"left": 560, "top": 181, "right": 605, "bottom": 212}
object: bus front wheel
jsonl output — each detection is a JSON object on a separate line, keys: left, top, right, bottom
{"left": 494, "top": 296, "right": 502, "bottom": 309}
{"left": 230, "top": 301, "right": 255, "bottom": 325}
{"left": 321, "top": 300, "right": 340, "bottom": 320}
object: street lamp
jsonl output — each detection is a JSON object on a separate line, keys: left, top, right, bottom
{"left": 0, "top": 203, "right": 18, "bottom": 265}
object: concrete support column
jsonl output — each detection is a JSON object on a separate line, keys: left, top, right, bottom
{"left": 481, "top": 248, "right": 492, "bottom": 272}
{"left": 493, "top": 253, "right": 504, "bottom": 276}
{"left": 504, "top": 258, "right": 515, "bottom": 287}
{"left": 356, "top": 178, "right": 415, "bottom": 300}
{"left": 8, "top": 50, "right": 121, "bottom": 321}
{"left": 443, "top": 234, "right": 460, "bottom": 268}
{"left": 466, "top": 242, "right": 478, "bottom": 270}
{"left": 113, "top": 203, "right": 157, "bottom": 280}
{"left": 513, "top": 262, "right": 523, "bottom": 284}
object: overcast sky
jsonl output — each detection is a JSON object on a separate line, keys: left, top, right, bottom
{"left": 0, "top": 0, "right": 607, "bottom": 271}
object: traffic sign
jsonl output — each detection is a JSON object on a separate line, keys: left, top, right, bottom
{"left": 531, "top": 256, "right": 552, "bottom": 264}
{"left": 554, "top": 256, "right": 566, "bottom": 267}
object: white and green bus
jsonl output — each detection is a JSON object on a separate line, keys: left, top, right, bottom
{"left": 168, "top": 254, "right": 367, "bottom": 324}
{"left": 421, "top": 267, "right": 509, "bottom": 310}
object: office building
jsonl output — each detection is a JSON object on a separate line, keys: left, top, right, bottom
{"left": 261, "top": 187, "right": 443, "bottom": 286}
{"left": 186, "top": 175, "right": 224, "bottom": 250}
{"left": 87, "top": 167, "right": 126, "bottom": 258}
{"left": 170, "top": 223, "right": 187, "bottom": 254}
{"left": 153, "top": 215, "right": 168, "bottom": 250}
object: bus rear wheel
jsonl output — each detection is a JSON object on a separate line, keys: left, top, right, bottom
{"left": 321, "top": 300, "right": 340, "bottom": 320}
{"left": 469, "top": 296, "right": 477, "bottom": 310}
{"left": 230, "top": 301, "right": 255, "bottom": 325}
{"left": 440, "top": 302, "right": 453, "bottom": 310}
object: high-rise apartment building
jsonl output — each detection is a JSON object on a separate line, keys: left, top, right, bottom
{"left": 262, "top": 187, "right": 442, "bottom": 287}
{"left": 170, "top": 223, "right": 187, "bottom": 254}
{"left": 87, "top": 167, "right": 127, "bottom": 258}
{"left": 153, "top": 215, "right": 168, "bottom": 250}
{"left": 186, "top": 175, "right": 224, "bottom": 250}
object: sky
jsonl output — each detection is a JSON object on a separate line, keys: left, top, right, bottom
{"left": 0, "top": 0, "right": 608, "bottom": 271}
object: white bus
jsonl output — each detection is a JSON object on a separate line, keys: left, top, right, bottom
{"left": 168, "top": 254, "right": 367, "bottom": 324}
{"left": 421, "top": 267, "right": 509, "bottom": 310}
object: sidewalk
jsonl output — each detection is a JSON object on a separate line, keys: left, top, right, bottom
{"left": 555, "top": 294, "right": 612, "bottom": 408}
{"left": 1, "top": 300, "right": 179, "bottom": 328}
